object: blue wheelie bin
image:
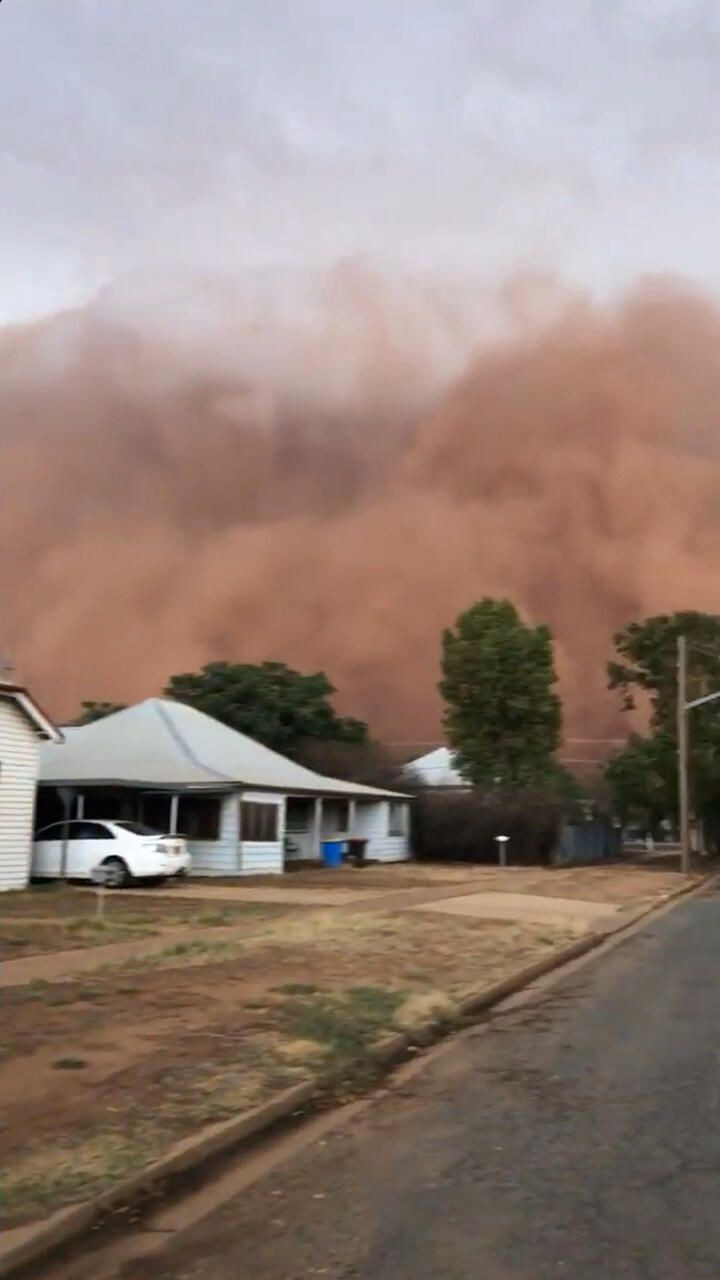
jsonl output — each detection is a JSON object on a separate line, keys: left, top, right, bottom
{"left": 321, "top": 838, "right": 345, "bottom": 868}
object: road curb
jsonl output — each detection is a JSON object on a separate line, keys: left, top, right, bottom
{"left": 2, "top": 873, "right": 709, "bottom": 1278}
{"left": 0, "top": 1083, "right": 316, "bottom": 1278}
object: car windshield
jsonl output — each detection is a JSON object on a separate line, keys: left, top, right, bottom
{"left": 112, "top": 821, "right": 162, "bottom": 837}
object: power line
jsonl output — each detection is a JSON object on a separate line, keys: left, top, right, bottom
{"left": 685, "top": 641, "right": 720, "bottom": 661}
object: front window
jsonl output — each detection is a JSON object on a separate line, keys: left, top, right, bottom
{"left": 286, "top": 799, "right": 313, "bottom": 833}
{"left": 141, "top": 793, "right": 173, "bottom": 832}
{"left": 240, "top": 801, "right": 279, "bottom": 842}
{"left": 322, "top": 800, "right": 350, "bottom": 835}
{"left": 177, "top": 795, "right": 221, "bottom": 841}
{"left": 388, "top": 802, "right": 407, "bottom": 837}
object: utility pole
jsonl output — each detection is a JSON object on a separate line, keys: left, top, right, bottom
{"left": 677, "top": 636, "right": 720, "bottom": 876}
{"left": 677, "top": 635, "right": 690, "bottom": 875}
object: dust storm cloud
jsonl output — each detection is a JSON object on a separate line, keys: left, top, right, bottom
{"left": 3, "top": 269, "right": 720, "bottom": 740}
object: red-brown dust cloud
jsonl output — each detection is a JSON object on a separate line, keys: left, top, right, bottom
{"left": 3, "top": 268, "right": 720, "bottom": 743}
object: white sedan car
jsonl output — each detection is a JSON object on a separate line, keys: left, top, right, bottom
{"left": 32, "top": 819, "right": 190, "bottom": 887}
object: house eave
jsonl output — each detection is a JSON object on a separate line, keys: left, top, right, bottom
{"left": 1, "top": 684, "right": 63, "bottom": 743}
{"left": 38, "top": 777, "right": 411, "bottom": 801}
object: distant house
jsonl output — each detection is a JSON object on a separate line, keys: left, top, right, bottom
{"left": 38, "top": 699, "right": 411, "bottom": 876}
{"left": 0, "top": 682, "right": 63, "bottom": 891}
{"left": 404, "top": 745, "right": 467, "bottom": 790}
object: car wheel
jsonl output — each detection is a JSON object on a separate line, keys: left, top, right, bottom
{"left": 102, "top": 856, "right": 131, "bottom": 888}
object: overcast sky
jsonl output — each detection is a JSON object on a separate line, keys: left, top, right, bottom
{"left": 2, "top": 0, "right": 720, "bottom": 324}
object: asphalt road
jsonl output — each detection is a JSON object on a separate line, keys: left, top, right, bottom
{"left": 136, "top": 889, "right": 720, "bottom": 1280}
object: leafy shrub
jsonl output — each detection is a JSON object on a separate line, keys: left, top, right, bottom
{"left": 412, "top": 789, "right": 561, "bottom": 865}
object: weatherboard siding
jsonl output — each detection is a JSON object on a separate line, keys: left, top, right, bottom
{"left": 0, "top": 700, "right": 41, "bottom": 891}
{"left": 187, "top": 793, "right": 240, "bottom": 876}
{"left": 354, "top": 801, "right": 410, "bottom": 863}
{"left": 239, "top": 791, "right": 285, "bottom": 875}
{"left": 188, "top": 791, "right": 285, "bottom": 877}
{"left": 240, "top": 841, "right": 283, "bottom": 874}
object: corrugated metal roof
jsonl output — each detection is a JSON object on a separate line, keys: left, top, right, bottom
{"left": 404, "top": 745, "right": 465, "bottom": 787}
{"left": 40, "top": 699, "right": 406, "bottom": 799}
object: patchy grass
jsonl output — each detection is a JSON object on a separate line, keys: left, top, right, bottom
{"left": 3, "top": 1044, "right": 287, "bottom": 1227}
{"left": 3, "top": 1130, "right": 165, "bottom": 1225}
{"left": 142, "top": 937, "right": 235, "bottom": 963}
{"left": 3, "top": 908, "right": 579, "bottom": 1229}
{"left": 3, "top": 919, "right": 157, "bottom": 959}
{"left": 5, "top": 887, "right": 293, "bottom": 927}
{"left": 273, "top": 981, "right": 319, "bottom": 996}
{"left": 194, "top": 909, "right": 240, "bottom": 927}
{"left": 2, "top": 861, "right": 694, "bottom": 1231}
{"left": 393, "top": 990, "right": 458, "bottom": 1034}
{"left": 268, "top": 985, "right": 406, "bottom": 1083}
{"left": 3, "top": 899, "right": 296, "bottom": 963}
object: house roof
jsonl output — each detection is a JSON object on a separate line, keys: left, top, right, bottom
{"left": 39, "top": 698, "right": 406, "bottom": 799}
{"left": 404, "top": 745, "right": 465, "bottom": 787}
{"left": 0, "top": 682, "right": 63, "bottom": 743}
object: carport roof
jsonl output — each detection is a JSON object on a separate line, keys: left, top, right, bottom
{"left": 39, "top": 698, "right": 407, "bottom": 799}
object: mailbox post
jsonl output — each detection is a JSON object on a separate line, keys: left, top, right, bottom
{"left": 495, "top": 834, "right": 510, "bottom": 868}
{"left": 90, "top": 864, "right": 112, "bottom": 919}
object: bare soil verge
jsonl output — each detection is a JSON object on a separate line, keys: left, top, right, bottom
{"left": 4, "top": 908, "right": 572, "bottom": 1228}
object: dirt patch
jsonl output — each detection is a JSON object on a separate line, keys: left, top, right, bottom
{"left": 3, "top": 908, "right": 572, "bottom": 1228}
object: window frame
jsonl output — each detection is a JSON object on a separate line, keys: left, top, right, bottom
{"left": 388, "top": 801, "right": 407, "bottom": 838}
{"left": 176, "top": 794, "right": 222, "bottom": 842}
{"left": 322, "top": 799, "right": 350, "bottom": 835}
{"left": 285, "top": 799, "right": 314, "bottom": 834}
{"left": 240, "top": 801, "right": 280, "bottom": 843}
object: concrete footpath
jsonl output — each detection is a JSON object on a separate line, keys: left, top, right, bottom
{"left": 408, "top": 889, "right": 622, "bottom": 931}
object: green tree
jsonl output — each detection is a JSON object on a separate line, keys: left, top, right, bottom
{"left": 439, "top": 598, "right": 563, "bottom": 789}
{"left": 164, "top": 660, "right": 368, "bottom": 758}
{"left": 295, "top": 736, "right": 407, "bottom": 791}
{"left": 605, "top": 611, "right": 720, "bottom": 836}
{"left": 75, "top": 700, "right": 127, "bottom": 724}
{"left": 604, "top": 731, "right": 675, "bottom": 832}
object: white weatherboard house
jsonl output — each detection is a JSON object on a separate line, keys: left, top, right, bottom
{"left": 38, "top": 699, "right": 411, "bottom": 876}
{"left": 0, "top": 682, "right": 63, "bottom": 891}
{"left": 404, "top": 746, "right": 467, "bottom": 789}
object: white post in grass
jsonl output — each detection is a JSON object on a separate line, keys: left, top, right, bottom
{"left": 495, "top": 834, "right": 510, "bottom": 868}
{"left": 90, "top": 865, "right": 110, "bottom": 919}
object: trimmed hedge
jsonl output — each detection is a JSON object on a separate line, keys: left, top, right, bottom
{"left": 412, "top": 789, "right": 560, "bottom": 865}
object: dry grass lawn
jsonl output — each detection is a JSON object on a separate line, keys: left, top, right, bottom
{"left": 3, "top": 887, "right": 295, "bottom": 957}
{"left": 223, "top": 861, "right": 690, "bottom": 904}
{"left": 3, "top": 860, "right": 693, "bottom": 1229}
{"left": 4, "top": 906, "right": 573, "bottom": 1228}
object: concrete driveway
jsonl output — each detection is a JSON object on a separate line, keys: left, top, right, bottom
{"left": 407, "top": 890, "right": 622, "bottom": 932}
